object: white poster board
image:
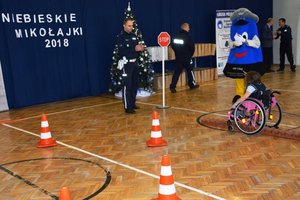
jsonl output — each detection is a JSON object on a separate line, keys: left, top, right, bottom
{"left": 215, "top": 10, "right": 234, "bottom": 75}
{"left": 0, "top": 61, "right": 8, "bottom": 111}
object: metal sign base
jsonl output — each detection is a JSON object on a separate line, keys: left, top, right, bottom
{"left": 156, "top": 105, "right": 170, "bottom": 109}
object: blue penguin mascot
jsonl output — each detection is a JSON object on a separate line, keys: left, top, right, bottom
{"left": 223, "top": 8, "right": 266, "bottom": 102}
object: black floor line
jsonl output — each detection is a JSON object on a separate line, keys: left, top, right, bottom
{"left": 0, "top": 157, "right": 111, "bottom": 200}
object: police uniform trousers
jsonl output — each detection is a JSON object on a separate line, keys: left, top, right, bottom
{"left": 170, "top": 60, "right": 196, "bottom": 89}
{"left": 279, "top": 43, "right": 295, "bottom": 70}
{"left": 262, "top": 47, "right": 273, "bottom": 71}
{"left": 122, "top": 62, "right": 139, "bottom": 111}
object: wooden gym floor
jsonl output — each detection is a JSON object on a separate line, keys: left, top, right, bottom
{"left": 0, "top": 68, "right": 299, "bottom": 200}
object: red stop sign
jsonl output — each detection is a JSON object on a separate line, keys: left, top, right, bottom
{"left": 157, "top": 32, "right": 170, "bottom": 47}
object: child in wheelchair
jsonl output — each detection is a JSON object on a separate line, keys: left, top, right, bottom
{"left": 228, "top": 71, "right": 282, "bottom": 135}
{"left": 232, "top": 71, "right": 266, "bottom": 109}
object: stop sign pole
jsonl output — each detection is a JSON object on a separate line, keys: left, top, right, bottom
{"left": 157, "top": 32, "right": 170, "bottom": 109}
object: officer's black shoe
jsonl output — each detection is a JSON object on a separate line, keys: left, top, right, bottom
{"left": 276, "top": 69, "right": 284, "bottom": 72}
{"left": 190, "top": 84, "right": 199, "bottom": 90}
{"left": 170, "top": 88, "right": 176, "bottom": 93}
{"left": 291, "top": 68, "right": 296, "bottom": 72}
{"left": 134, "top": 105, "right": 140, "bottom": 109}
{"left": 125, "top": 109, "right": 136, "bottom": 114}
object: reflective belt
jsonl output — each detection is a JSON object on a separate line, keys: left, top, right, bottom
{"left": 173, "top": 39, "right": 184, "bottom": 44}
{"left": 128, "top": 58, "right": 136, "bottom": 62}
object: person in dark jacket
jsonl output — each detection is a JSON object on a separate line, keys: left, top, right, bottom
{"left": 261, "top": 18, "right": 274, "bottom": 72}
{"left": 116, "top": 18, "right": 144, "bottom": 114}
{"left": 274, "top": 18, "right": 296, "bottom": 72}
{"left": 170, "top": 23, "right": 199, "bottom": 93}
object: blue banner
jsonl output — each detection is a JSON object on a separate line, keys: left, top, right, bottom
{"left": 0, "top": 0, "right": 119, "bottom": 108}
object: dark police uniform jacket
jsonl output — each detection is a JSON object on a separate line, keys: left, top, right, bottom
{"left": 275, "top": 25, "right": 293, "bottom": 46}
{"left": 171, "top": 29, "right": 195, "bottom": 62}
{"left": 116, "top": 31, "right": 138, "bottom": 60}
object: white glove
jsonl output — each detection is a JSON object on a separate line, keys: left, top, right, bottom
{"left": 117, "top": 57, "right": 128, "bottom": 70}
{"left": 233, "top": 33, "right": 245, "bottom": 46}
{"left": 245, "top": 35, "right": 261, "bottom": 48}
{"left": 117, "top": 59, "right": 124, "bottom": 70}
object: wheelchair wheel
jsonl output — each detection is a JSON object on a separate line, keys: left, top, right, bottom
{"left": 266, "top": 102, "right": 282, "bottom": 128}
{"left": 233, "top": 99, "right": 266, "bottom": 135}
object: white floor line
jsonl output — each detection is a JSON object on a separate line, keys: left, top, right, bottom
{"left": 3, "top": 101, "right": 121, "bottom": 122}
{"left": 138, "top": 102, "right": 298, "bottom": 128}
{"left": 273, "top": 88, "right": 300, "bottom": 93}
{"left": 274, "top": 78, "right": 296, "bottom": 84}
{"left": 154, "top": 79, "right": 235, "bottom": 95}
{"left": 2, "top": 123, "right": 225, "bottom": 200}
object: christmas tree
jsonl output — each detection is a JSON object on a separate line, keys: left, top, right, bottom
{"left": 109, "top": 2, "right": 154, "bottom": 94}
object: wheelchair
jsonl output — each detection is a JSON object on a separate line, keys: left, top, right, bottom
{"left": 227, "top": 90, "right": 282, "bottom": 135}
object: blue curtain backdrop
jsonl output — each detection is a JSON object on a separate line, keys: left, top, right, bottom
{"left": 0, "top": 0, "right": 272, "bottom": 108}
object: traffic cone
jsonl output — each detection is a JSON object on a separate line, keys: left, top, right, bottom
{"left": 146, "top": 111, "right": 167, "bottom": 147}
{"left": 152, "top": 155, "right": 181, "bottom": 200}
{"left": 59, "top": 187, "right": 71, "bottom": 200}
{"left": 37, "top": 114, "right": 57, "bottom": 148}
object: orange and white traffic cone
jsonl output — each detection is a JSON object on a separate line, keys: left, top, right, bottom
{"left": 152, "top": 155, "right": 181, "bottom": 200}
{"left": 37, "top": 114, "right": 57, "bottom": 148}
{"left": 146, "top": 111, "right": 167, "bottom": 147}
{"left": 59, "top": 187, "right": 71, "bottom": 200}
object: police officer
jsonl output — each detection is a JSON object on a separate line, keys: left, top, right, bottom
{"left": 275, "top": 18, "right": 296, "bottom": 72}
{"left": 116, "top": 18, "right": 144, "bottom": 114}
{"left": 170, "top": 23, "right": 199, "bottom": 93}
